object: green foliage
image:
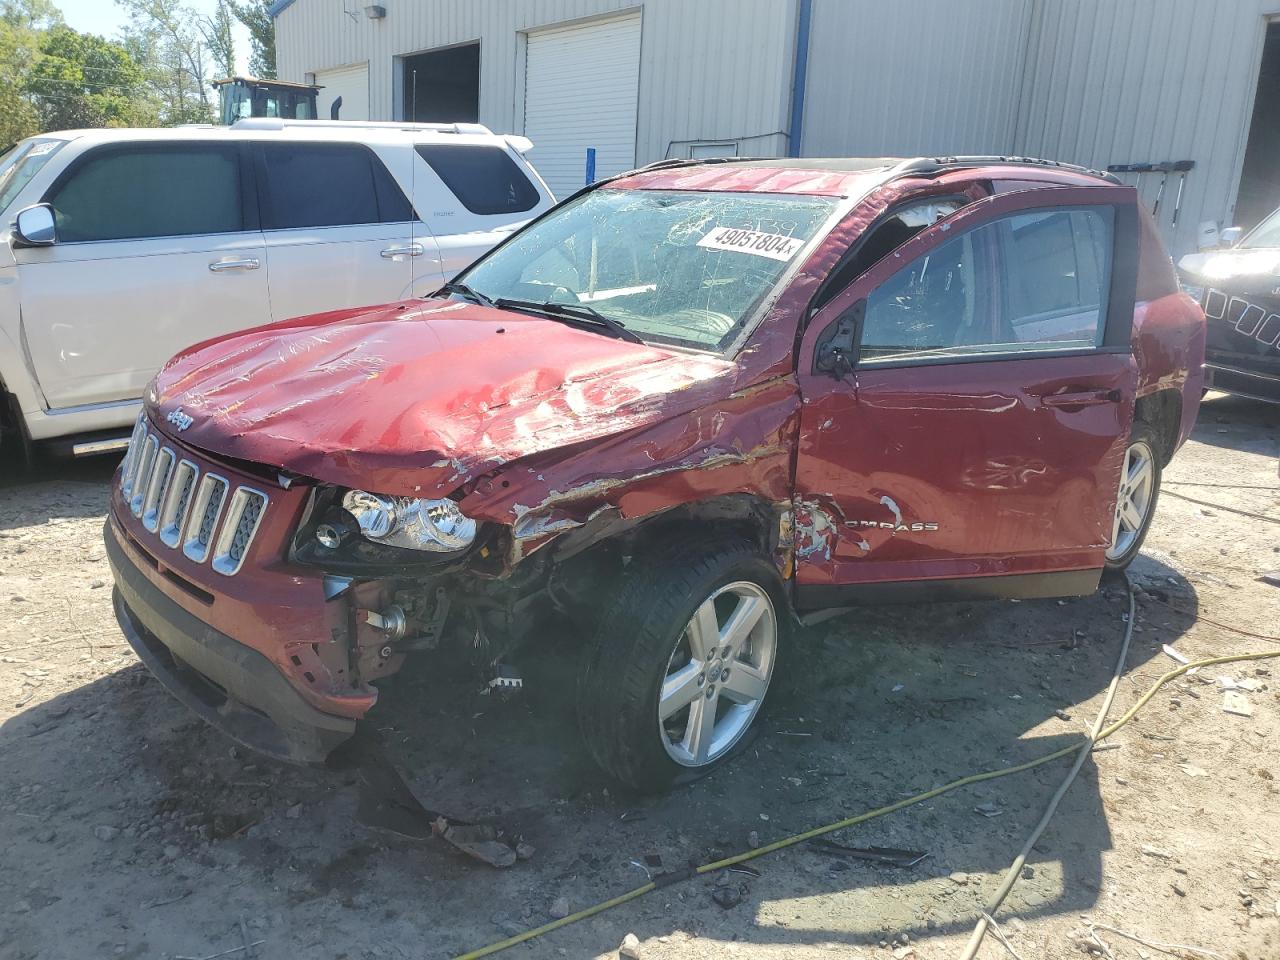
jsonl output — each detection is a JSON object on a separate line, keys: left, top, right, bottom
{"left": 24, "top": 25, "right": 155, "bottom": 130}
{"left": 228, "top": 0, "right": 273, "bottom": 79}
{"left": 0, "top": 13, "right": 40, "bottom": 142}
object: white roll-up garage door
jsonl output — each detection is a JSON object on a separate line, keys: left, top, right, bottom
{"left": 524, "top": 13, "right": 641, "bottom": 199}
{"left": 314, "top": 63, "right": 369, "bottom": 121}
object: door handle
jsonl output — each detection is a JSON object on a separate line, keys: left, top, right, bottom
{"left": 380, "top": 243, "right": 425, "bottom": 259}
{"left": 1039, "top": 388, "right": 1121, "bottom": 408}
{"left": 208, "top": 257, "right": 260, "bottom": 272}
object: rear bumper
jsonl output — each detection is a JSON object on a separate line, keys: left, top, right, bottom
{"left": 106, "top": 518, "right": 356, "bottom": 763}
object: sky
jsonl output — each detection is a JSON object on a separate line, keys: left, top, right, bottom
{"left": 56, "top": 0, "right": 253, "bottom": 74}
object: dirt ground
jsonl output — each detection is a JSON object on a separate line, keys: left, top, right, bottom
{"left": 1, "top": 392, "right": 1278, "bottom": 960}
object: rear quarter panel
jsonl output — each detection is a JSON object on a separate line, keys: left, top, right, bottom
{"left": 1132, "top": 211, "right": 1206, "bottom": 451}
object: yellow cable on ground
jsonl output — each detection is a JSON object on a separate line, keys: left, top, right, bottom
{"left": 960, "top": 579, "right": 1137, "bottom": 959}
{"left": 454, "top": 625, "right": 1280, "bottom": 959}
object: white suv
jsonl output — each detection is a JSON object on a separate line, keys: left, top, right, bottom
{"left": 0, "top": 119, "right": 555, "bottom": 456}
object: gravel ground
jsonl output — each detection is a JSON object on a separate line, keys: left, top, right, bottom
{"left": 1, "top": 392, "right": 1277, "bottom": 960}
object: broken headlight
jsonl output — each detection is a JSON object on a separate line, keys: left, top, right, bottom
{"left": 338, "top": 490, "right": 477, "bottom": 553}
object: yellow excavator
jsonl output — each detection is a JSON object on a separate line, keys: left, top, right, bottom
{"left": 213, "top": 76, "right": 340, "bottom": 124}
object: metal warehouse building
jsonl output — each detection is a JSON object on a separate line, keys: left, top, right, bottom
{"left": 272, "top": 0, "right": 1280, "bottom": 257}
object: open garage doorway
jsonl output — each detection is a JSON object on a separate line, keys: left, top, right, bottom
{"left": 1235, "top": 20, "right": 1280, "bottom": 232}
{"left": 399, "top": 42, "right": 479, "bottom": 124}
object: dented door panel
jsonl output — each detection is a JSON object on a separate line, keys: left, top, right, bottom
{"left": 794, "top": 353, "right": 1136, "bottom": 587}
{"left": 794, "top": 185, "right": 1141, "bottom": 595}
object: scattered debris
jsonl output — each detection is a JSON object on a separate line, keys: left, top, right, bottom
{"left": 1222, "top": 691, "right": 1254, "bottom": 717}
{"left": 711, "top": 883, "right": 744, "bottom": 909}
{"left": 432, "top": 818, "right": 517, "bottom": 869}
{"left": 619, "top": 932, "right": 642, "bottom": 959}
{"left": 1141, "top": 844, "right": 1175, "bottom": 860}
{"left": 93, "top": 825, "right": 119, "bottom": 841}
{"left": 747, "top": 831, "right": 760, "bottom": 849}
{"left": 974, "top": 801, "right": 1003, "bottom": 818}
{"left": 548, "top": 895, "right": 571, "bottom": 920}
{"left": 809, "top": 840, "right": 928, "bottom": 867}
{"left": 1179, "top": 764, "right": 1210, "bottom": 778}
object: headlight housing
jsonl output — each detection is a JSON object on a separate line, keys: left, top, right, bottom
{"left": 341, "top": 490, "right": 477, "bottom": 553}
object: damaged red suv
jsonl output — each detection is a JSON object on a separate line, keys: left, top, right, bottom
{"left": 106, "top": 156, "right": 1205, "bottom": 790}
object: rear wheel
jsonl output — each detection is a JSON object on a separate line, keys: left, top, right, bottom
{"left": 1104, "top": 422, "right": 1162, "bottom": 570}
{"left": 577, "top": 539, "right": 785, "bottom": 791}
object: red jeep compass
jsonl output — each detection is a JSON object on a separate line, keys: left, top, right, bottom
{"left": 105, "top": 156, "right": 1206, "bottom": 790}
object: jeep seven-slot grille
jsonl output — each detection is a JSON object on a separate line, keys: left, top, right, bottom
{"left": 118, "top": 414, "right": 269, "bottom": 577}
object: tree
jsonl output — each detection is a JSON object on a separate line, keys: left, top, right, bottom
{"left": 24, "top": 26, "right": 154, "bottom": 131}
{"left": 0, "top": 0, "right": 61, "bottom": 31}
{"left": 116, "top": 0, "right": 213, "bottom": 124}
{"left": 200, "top": 0, "right": 234, "bottom": 80}
{"left": 228, "top": 0, "right": 273, "bottom": 78}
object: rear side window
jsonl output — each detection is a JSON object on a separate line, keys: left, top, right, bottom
{"left": 258, "top": 143, "right": 413, "bottom": 229}
{"left": 48, "top": 144, "right": 242, "bottom": 242}
{"left": 416, "top": 144, "right": 539, "bottom": 215}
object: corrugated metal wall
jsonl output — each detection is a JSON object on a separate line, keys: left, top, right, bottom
{"left": 1013, "top": 0, "right": 1276, "bottom": 257}
{"left": 275, "top": 0, "right": 796, "bottom": 166}
{"left": 800, "top": 0, "right": 1034, "bottom": 157}
{"left": 276, "top": 0, "right": 1278, "bottom": 257}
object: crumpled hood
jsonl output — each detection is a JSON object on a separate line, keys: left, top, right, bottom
{"left": 146, "top": 298, "right": 738, "bottom": 498}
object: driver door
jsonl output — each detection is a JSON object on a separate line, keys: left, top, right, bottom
{"left": 793, "top": 186, "right": 1140, "bottom": 605}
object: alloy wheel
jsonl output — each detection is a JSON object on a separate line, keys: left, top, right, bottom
{"left": 1107, "top": 439, "right": 1156, "bottom": 561}
{"left": 658, "top": 581, "right": 777, "bottom": 767}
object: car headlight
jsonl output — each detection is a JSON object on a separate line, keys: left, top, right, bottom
{"left": 340, "top": 490, "right": 476, "bottom": 553}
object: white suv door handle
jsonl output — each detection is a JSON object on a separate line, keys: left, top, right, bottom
{"left": 380, "top": 243, "right": 425, "bottom": 259}
{"left": 208, "top": 257, "right": 260, "bottom": 272}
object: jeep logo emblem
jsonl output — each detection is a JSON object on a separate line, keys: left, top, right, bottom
{"left": 166, "top": 407, "right": 194, "bottom": 432}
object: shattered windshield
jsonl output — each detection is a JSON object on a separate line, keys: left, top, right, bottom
{"left": 457, "top": 188, "right": 839, "bottom": 351}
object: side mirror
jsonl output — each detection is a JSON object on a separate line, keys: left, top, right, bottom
{"left": 1219, "top": 225, "right": 1244, "bottom": 247}
{"left": 13, "top": 203, "right": 55, "bottom": 246}
{"left": 814, "top": 300, "right": 864, "bottom": 379}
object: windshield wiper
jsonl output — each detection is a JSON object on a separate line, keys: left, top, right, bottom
{"left": 493, "top": 298, "right": 645, "bottom": 344}
{"left": 437, "top": 280, "right": 494, "bottom": 308}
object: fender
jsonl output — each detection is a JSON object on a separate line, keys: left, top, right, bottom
{"left": 458, "top": 377, "right": 802, "bottom": 572}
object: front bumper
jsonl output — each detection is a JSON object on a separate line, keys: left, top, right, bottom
{"left": 1205, "top": 361, "right": 1280, "bottom": 403}
{"left": 106, "top": 518, "right": 356, "bottom": 763}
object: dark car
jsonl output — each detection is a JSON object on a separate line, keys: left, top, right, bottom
{"left": 1178, "top": 208, "right": 1280, "bottom": 403}
{"left": 105, "top": 156, "right": 1206, "bottom": 791}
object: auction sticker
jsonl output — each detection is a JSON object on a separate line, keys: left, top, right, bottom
{"left": 697, "top": 227, "right": 805, "bottom": 261}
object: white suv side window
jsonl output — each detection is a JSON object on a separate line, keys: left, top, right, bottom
{"left": 48, "top": 144, "right": 244, "bottom": 242}
{"left": 257, "top": 143, "right": 413, "bottom": 229}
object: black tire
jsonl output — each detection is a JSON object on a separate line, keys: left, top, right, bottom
{"left": 1104, "top": 420, "right": 1163, "bottom": 571}
{"left": 577, "top": 538, "right": 788, "bottom": 792}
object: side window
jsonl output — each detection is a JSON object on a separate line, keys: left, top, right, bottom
{"left": 860, "top": 229, "right": 988, "bottom": 361}
{"left": 47, "top": 144, "right": 242, "bottom": 242}
{"left": 815, "top": 198, "right": 966, "bottom": 309}
{"left": 859, "top": 206, "right": 1113, "bottom": 364}
{"left": 416, "top": 144, "right": 540, "bottom": 216}
{"left": 258, "top": 143, "right": 413, "bottom": 229}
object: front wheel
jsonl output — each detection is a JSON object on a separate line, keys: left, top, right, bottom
{"left": 577, "top": 540, "right": 785, "bottom": 791}
{"left": 1104, "top": 422, "right": 1162, "bottom": 570}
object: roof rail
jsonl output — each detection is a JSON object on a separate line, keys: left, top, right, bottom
{"left": 230, "top": 118, "right": 495, "bottom": 136}
{"left": 891, "top": 155, "right": 1120, "bottom": 184}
